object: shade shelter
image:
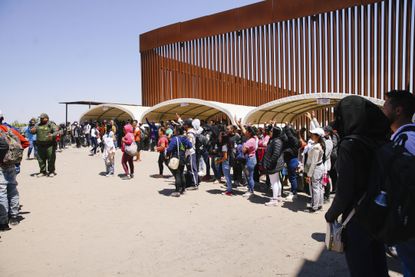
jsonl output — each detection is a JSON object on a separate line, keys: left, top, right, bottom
{"left": 243, "top": 93, "right": 385, "bottom": 124}
{"left": 140, "top": 98, "right": 254, "bottom": 125}
{"left": 79, "top": 104, "right": 149, "bottom": 122}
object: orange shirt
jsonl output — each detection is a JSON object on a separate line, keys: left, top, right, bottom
{"left": 133, "top": 127, "right": 141, "bottom": 142}
{"left": 0, "top": 125, "right": 30, "bottom": 149}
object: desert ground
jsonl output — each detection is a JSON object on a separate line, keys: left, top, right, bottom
{"left": 0, "top": 147, "right": 402, "bottom": 276}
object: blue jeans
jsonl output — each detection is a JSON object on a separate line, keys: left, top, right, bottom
{"left": 28, "top": 140, "right": 37, "bottom": 158}
{"left": 222, "top": 160, "right": 232, "bottom": 192}
{"left": 0, "top": 166, "right": 19, "bottom": 224}
{"left": 211, "top": 157, "right": 222, "bottom": 180}
{"left": 288, "top": 158, "right": 299, "bottom": 194}
{"left": 397, "top": 240, "right": 415, "bottom": 277}
{"left": 245, "top": 156, "right": 257, "bottom": 193}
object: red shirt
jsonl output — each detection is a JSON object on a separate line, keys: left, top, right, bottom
{"left": 157, "top": 135, "right": 169, "bottom": 153}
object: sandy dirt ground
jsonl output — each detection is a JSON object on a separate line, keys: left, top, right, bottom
{"left": 0, "top": 147, "right": 403, "bottom": 277}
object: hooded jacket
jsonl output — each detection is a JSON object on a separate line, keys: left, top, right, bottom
{"left": 262, "top": 127, "right": 286, "bottom": 174}
{"left": 325, "top": 96, "right": 390, "bottom": 222}
{"left": 121, "top": 124, "right": 134, "bottom": 152}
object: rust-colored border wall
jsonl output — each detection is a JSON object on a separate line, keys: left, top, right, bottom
{"left": 140, "top": 0, "right": 379, "bottom": 52}
{"left": 140, "top": 0, "right": 414, "bottom": 108}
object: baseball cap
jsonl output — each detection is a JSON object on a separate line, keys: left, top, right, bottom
{"left": 309, "top": 127, "right": 325, "bottom": 137}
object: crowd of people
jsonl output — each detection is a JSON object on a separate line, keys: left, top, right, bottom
{"left": 0, "top": 90, "right": 414, "bottom": 276}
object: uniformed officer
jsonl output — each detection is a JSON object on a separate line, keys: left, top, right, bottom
{"left": 31, "top": 113, "right": 58, "bottom": 177}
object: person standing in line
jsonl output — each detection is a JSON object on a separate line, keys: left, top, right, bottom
{"left": 304, "top": 127, "right": 326, "bottom": 213}
{"left": 165, "top": 125, "right": 192, "bottom": 197}
{"left": 109, "top": 120, "right": 118, "bottom": 149}
{"left": 121, "top": 123, "right": 135, "bottom": 179}
{"left": 283, "top": 125, "right": 300, "bottom": 201}
{"left": 146, "top": 118, "right": 158, "bottom": 151}
{"left": 156, "top": 127, "right": 168, "bottom": 178}
{"left": 73, "top": 122, "right": 81, "bottom": 148}
{"left": 0, "top": 110, "right": 29, "bottom": 230}
{"left": 132, "top": 120, "right": 142, "bottom": 162}
{"left": 263, "top": 127, "right": 286, "bottom": 206}
{"left": 24, "top": 118, "right": 37, "bottom": 160}
{"left": 215, "top": 132, "right": 233, "bottom": 196}
{"left": 83, "top": 121, "right": 91, "bottom": 147}
{"left": 182, "top": 119, "right": 199, "bottom": 189}
{"left": 382, "top": 90, "right": 415, "bottom": 277}
{"left": 325, "top": 96, "right": 390, "bottom": 276}
{"left": 31, "top": 113, "right": 59, "bottom": 177}
{"left": 102, "top": 124, "right": 115, "bottom": 177}
{"left": 322, "top": 126, "right": 334, "bottom": 203}
{"left": 237, "top": 119, "right": 257, "bottom": 198}
{"left": 90, "top": 122, "right": 99, "bottom": 155}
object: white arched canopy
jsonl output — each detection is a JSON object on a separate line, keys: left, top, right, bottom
{"left": 140, "top": 98, "right": 254, "bottom": 125}
{"left": 80, "top": 104, "right": 149, "bottom": 122}
{"left": 243, "top": 93, "right": 385, "bottom": 124}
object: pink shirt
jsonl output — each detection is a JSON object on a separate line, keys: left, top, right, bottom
{"left": 244, "top": 137, "right": 257, "bottom": 157}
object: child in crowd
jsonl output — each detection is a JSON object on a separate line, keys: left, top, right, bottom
{"left": 102, "top": 124, "right": 115, "bottom": 176}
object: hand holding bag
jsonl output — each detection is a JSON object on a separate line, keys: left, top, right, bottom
{"left": 168, "top": 138, "right": 180, "bottom": 170}
{"left": 325, "top": 209, "right": 356, "bottom": 253}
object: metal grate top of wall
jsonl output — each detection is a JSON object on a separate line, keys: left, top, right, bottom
{"left": 140, "top": 0, "right": 415, "bottom": 107}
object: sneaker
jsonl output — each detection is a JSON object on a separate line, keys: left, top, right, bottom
{"left": 171, "top": 192, "right": 181, "bottom": 197}
{"left": 0, "top": 223, "right": 11, "bottom": 231}
{"left": 285, "top": 193, "right": 297, "bottom": 201}
{"left": 9, "top": 216, "right": 19, "bottom": 226}
{"left": 306, "top": 207, "right": 319, "bottom": 213}
{"left": 122, "top": 175, "right": 131, "bottom": 180}
{"left": 222, "top": 191, "right": 233, "bottom": 196}
{"left": 48, "top": 172, "right": 57, "bottom": 177}
{"left": 130, "top": 174, "right": 134, "bottom": 179}
{"left": 265, "top": 200, "right": 279, "bottom": 206}
{"left": 243, "top": 191, "right": 253, "bottom": 198}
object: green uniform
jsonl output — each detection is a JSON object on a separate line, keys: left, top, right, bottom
{"left": 34, "top": 122, "right": 58, "bottom": 174}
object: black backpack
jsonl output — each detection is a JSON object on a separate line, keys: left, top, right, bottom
{"left": 195, "top": 133, "right": 208, "bottom": 154}
{"left": 350, "top": 126, "right": 415, "bottom": 244}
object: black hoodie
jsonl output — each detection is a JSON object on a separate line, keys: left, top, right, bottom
{"left": 325, "top": 96, "right": 390, "bottom": 222}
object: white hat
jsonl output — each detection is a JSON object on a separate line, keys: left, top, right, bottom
{"left": 309, "top": 127, "right": 325, "bottom": 137}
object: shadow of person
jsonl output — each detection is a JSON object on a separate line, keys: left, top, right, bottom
{"left": 158, "top": 188, "right": 176, "bottom": 197}
{"left": 205, "top": 189, "right": 223, "bottom": 195}
{"left": 280, "top": 194, "right": 310, "bottom": 213}
{"left": 248, "top": 193, "right": 269, "bottom": 204}
{"left": 311, "top": 232, "right": 326, "bottom": 242}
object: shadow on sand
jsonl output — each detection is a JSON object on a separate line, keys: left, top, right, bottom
{"left": 295, "top": 244, "right": 403, "bottom": 277}
{"left": 158, "top": 188, "right": 176, "bottom": 197}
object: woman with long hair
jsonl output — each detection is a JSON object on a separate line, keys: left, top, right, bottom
{"left": 242, "top": 126, "right": 258, "bottom": 198}
{"left": 263, "top": 127, "right": 285, "bottom": 206}
{"left": 156, "top": 127, "right": 168, "bottom": 177}
{"left": 215, "top": 131, "right": 233, "bottom": 196}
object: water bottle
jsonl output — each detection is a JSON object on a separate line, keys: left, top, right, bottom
{"left": 374, "top": 191, "right": 388, "bottom": 207}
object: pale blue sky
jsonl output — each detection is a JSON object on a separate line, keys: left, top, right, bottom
{"left": 0, "top": 0, "right": 258, "bottom": 123}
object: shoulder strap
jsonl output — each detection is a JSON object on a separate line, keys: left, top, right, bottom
{"left": 176, "top": 137, "right": 180, "bottom": 155}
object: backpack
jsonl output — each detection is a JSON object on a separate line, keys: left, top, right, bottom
{"left": 0, "top": 127, "right": 24, "bottom": 166}
{"left": 350, "top": 126, "right": 415, "bottom": 244}
{"left": 195, "top": 133, "right": 208, "bottom": 154}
